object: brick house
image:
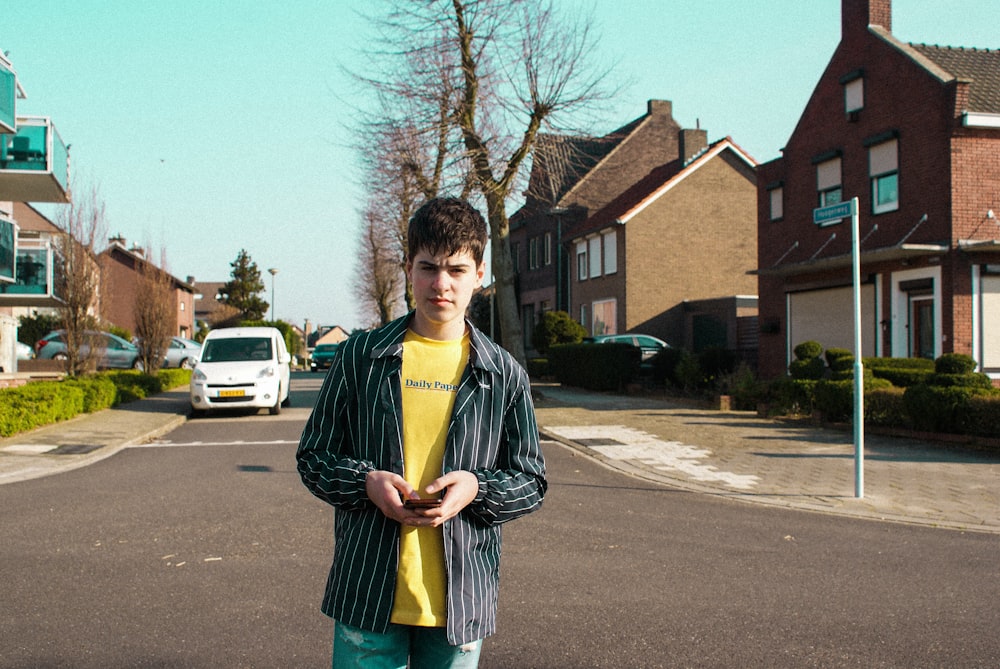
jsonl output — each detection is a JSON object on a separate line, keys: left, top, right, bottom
{"left": 755, "top": 0, "right": 1000, "bottom": 381}
{"left": 98, "top": 237, "right": 195, "bottom": 338}
{"left": 568, "top": 137, "right": 758, "bottom": 351}
{"left": 510, "top": 100, "right": 699, "bottom": 351}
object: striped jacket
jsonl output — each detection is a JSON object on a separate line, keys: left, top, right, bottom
{"left": 297, "top": 314, "right": 547, "bottom": 645}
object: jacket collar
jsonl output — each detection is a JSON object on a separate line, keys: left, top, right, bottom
{"left": 370, "top": 312, "right": 502, "bottom": 375}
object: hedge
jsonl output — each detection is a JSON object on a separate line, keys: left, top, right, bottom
{"left": 0, "top": 369, "right": 191, "bottom": 438}
{"left": 548, "top": 342, "right": 640, "bottom": 391}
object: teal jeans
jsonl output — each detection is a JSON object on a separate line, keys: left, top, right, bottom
{"left": 333, "top": 621, "right": 482, "bottom": 669}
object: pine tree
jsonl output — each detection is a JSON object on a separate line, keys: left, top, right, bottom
{"left": 219, "top": 249, "right": 268, "bottom": 321}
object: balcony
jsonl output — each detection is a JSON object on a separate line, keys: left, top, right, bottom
{"left": 0, "top": 54, "right": 15, "bottom": 135}
{"left": 0, "top": 237, "right": 65, "bottom": 307}
{"left": 0, "top": 116, "right": 70, "bottom": 202}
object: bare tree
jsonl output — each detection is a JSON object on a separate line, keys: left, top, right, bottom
{"left": 355, "top": 0, "right": 613, "bottom": 364}
{"left": 54, "top": 183, "right": 107, "bottom": 376}
{"left": 354, "top": 203, "right": 406, "bottom": 328}
{"left": 133, "top": 250, "right": 174, "bottom": 374}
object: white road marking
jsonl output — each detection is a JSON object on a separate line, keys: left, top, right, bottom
{"left": 1, "top": 444, "right": 58, "bottom": 454}
{"left": 132, "top": 440, "right": 299, "bottom": 448}
{"left": 546, "top": 424, "right": 760, "bottom": 490}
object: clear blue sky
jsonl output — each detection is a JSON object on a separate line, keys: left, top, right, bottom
{"left": 4, "top": 1, "right": 996, "bottom": 331}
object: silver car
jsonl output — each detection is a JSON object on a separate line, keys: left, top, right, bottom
{"left": 163, "top": 337, "right": 202, "bottom": 370}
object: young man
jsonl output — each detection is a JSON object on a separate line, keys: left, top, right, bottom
{"left": 297, "top": 197, "right": 547, "bottom": 668}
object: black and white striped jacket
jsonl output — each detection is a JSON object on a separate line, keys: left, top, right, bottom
{"left": 297, "top": 313, "right": 547, "bottom": 645}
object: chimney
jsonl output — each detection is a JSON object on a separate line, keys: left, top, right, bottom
{"left": 842, "top": 0, "right": 891, "bottom": 40}
{"left": 130, "top": 244, "right": 145, "bottom": 258}
{"left": 647, "top": 99, "right": 672, "bottom": 117}
{"left": 679, "top": 127, "right": 708, "bottom": 164}
{"left": 109, "top": 234, "right": 126, "bottom": 247}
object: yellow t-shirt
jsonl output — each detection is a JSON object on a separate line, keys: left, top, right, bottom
{"left": 390, "top": 329, "right": 470, "bottom": 627}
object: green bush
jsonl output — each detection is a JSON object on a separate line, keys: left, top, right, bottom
{"left": 825, "top": 348, "right": 854, "bottom": 373}
{"left": 549, "top": 342, "right": 639, "bottom": 391}
{"left": 958, "top": 393, "right": 1000, "bottom": 438}
{"left": 813, "top": 377, "right": 892, "bottom": 423}
{"left": 935, "top": 353, "right": 977, "bottom": 375}
{"left": 765, "top": 377, "right": 816, "bottom": 416}
{"left": 927, "top": 372, "right": 993, "bottom": 389}
{"left": 865, "top": 386, "right": 909, "bottom": 427}
{"left": 62, "top": 375, "right": 118, "bottom": 412}
{"left": 716, "top": 363, "right": 763, "bottom": 410}
{"left": 869, "top": 367, "right": 932, "bottom": 387}
{"left": 649, "top": 347, "right": 686, "bottom": 387}
{"left": 531, "top": 311, "right": 586, "bottom": 355}
{"left": 526, "top": 357, "right": 549, "bottom": 378}
{"left": 789, "top": 356, "right": 825, "bottom": 380}
{"left": 793, "top": 340, "right": 823, "bottom": 361}
{"left": 698, "top": 347, "right": 738, "bottom": 387}
{"left": 903, "top": 385, "right": 981, "bottom": 433}
{"left": 0, "top": 383, "right": 85, "bottom": 437}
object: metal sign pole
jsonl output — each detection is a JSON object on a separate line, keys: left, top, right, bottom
{"left": 849, "top": 197, "right": 864, "bottom": 498}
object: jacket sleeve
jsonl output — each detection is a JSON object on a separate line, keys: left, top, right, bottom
{"left": 466, "top": 370, "right": 547, "bottom": 525}
{"left": 296, "top": 348, "right": 375, "bottom": 510}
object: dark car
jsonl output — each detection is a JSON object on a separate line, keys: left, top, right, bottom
{"left": 310, "top": 343, "right": 340, "bottom": 372}
{"left": 35, "top": 330, "right": 143, "bottom": 370}
{"left": 582, "top": 333, "right": 669, "bottom": 361}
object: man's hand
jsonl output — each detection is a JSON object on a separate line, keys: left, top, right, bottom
{"left": 366, "top": 469, "right": 478, "bottom": 527}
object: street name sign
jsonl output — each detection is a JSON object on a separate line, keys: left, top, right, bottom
{"left": 813, "top": 200, "right": 856, "bottom": 226}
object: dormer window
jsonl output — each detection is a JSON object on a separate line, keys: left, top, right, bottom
{"left": 841, "top": 69, "right": 864, "bottom": 114}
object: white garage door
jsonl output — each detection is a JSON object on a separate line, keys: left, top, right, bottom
{"left": 788, "top": 284, "right": 876, "bottom": 361}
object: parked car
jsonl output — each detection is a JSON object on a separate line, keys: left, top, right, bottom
{"left": 309, "top": 343, "right": 340, "bottom": 372}
{"left": 16, "top": 341, "right": 34, "bottom": 360}
{"left": 583, "top": 333, "right": 669, "bottom": 361}
{"left": 163, "top": 337, "right": 202, "bottom": 369}
{"left": 190, "top": 326, "right": 291, "bottom": 416}
{"left": 34, "top": 330, "right": 143, "bottom": 370}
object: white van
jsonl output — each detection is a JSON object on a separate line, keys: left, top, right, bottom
{"left": 190, "top": 327, "right": 291, "bottom": 416}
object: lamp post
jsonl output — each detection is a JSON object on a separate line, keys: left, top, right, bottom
{"left": 268, "top": 268, "right": 278, "bottom": 322}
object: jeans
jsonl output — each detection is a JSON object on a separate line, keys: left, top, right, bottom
{"left": 333, "top": 621, "right": 482, "bottom": 669}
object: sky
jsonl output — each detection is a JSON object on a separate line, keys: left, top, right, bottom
{"left": 3, "top": 1, "right": 997, "bottom": 332}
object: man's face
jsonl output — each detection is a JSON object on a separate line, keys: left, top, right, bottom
{"left": 406, "top": 248, "right": 485, "bottom": 340}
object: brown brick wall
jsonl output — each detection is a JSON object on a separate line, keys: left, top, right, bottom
{"left": 755, "top": 15, "right": 1000, "bottom": 378}
{"left": 574, "top": 148, "right": 757, "bottom": 345}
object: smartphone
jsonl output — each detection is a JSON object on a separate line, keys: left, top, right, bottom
{"left": 404, "top": 498, "right": 442, "bottom": 509}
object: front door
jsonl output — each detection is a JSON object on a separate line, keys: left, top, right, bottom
{"left": 910, "top": 297, "right": 934, "bottom": 359}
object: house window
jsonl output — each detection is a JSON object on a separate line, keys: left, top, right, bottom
{"left": 576, "top": 241, "right": 587, "bottom": 280}
{"left": 816, "top": 157, "right": 842, "bottom": 208}
{"left": 602, "top": 231, "right": 617, "bottom": 274}
{"left": 592, "top": 299, "right": 616, "bottom": 335}
{"left": 544, "top": 232, "right": 552, "bottom": 266}
{"left": 769, "top": 186, "right": 784, "bottom": 221}
{"left": 588, "top": 236, "right": 601, "bottom": 278}
{"left": 844, "top": 77, "right": 864, "bottom": 113}
{"left": 511, "top": 242, "right": 519, "bottom": 272}
{"left": 528, "top": 237, "right": 539, "bottom": 270}
{"left": 869, "top": 139, "right": 899, "bottom": 214}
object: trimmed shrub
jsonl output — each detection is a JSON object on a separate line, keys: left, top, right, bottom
{"left": 865, "top": 386, "right": 908, "bottom": 427}
{"left": 526, "top": 357, "right": 549, "bottom": 378}
{"left": 0, "top": 383, "right": 85, "bottom": 437}
{"left": 958, "top": 393, "right": 1000, "bottom": 440}
{"left": 903, "top": 385, "right": 980, "bottom": 433}
{"left": 531, "top": 311, "right": 586, "bottom": 355}
{"left": 814, "top": 376, "right": 892, "bottom": 423}
{"left": 62, "top": 375, "right": 118, "bottom": 413}
{"left": 825, "top": 348, "right": 854, "bottom": 373}
{"left": 935, "top": 353, "right": 977, "bottom": 375}
{"left": 649, "top": 347, "right": 686, "bottom": 387}
{"left": 766, "top": 377, "right": 816, "bottom": 416}
{"left": 548, "top": 342, "right": 639, "bottom": 391}
{"left": 793, "top": 340, "right": 823, "bottom": 361}
{"left": 789, "top": 356, "right": 825, "bottom": 380}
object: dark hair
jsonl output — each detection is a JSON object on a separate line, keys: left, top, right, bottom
{"left": 407, "top": 198, "right": 487, "bottom": 265}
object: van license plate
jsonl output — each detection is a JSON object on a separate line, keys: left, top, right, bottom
{"left": 218, "top": 389, "right": 245, "bottom": 398}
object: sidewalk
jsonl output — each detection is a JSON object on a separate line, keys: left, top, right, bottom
{"left": 1, "top": 383, "right": 997, "bottom": 534}
{"left": 533, "top": 384, "right": 1000, "bottom": 535}
{"left": 0, "top": 387, "right": 190, "bottom": 485}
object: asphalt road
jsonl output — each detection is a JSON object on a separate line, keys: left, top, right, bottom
{"left": 1, "top": 373, "right": 997, "bottom": 668}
